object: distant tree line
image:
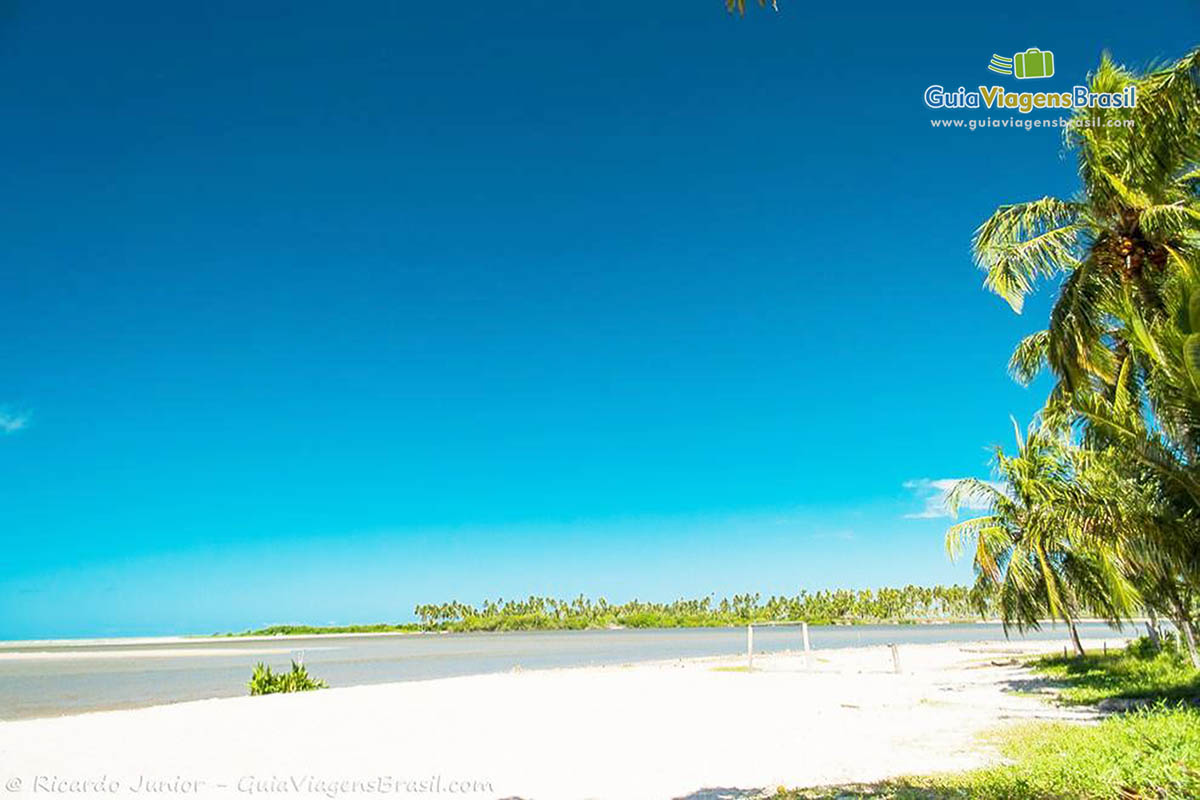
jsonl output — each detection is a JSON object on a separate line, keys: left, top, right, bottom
{"left": 227, "top": 585, "right": 998, "bottom": 637}
{"left": 412, "top": 585, "right": 995, "bottom": 631}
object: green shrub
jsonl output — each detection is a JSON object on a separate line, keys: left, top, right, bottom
{"left": 248, "top": 660, "right": 328, "bottom": 695}
{"left": 1127, "top": 633, "right": 1173, "bottom": 659}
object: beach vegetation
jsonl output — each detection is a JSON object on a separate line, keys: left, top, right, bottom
{"left": 1032, "top": 636, "right": 1200, "bottom": 706}
{"left": 410, "top": 587, "right": 996, "bottom": 631}
{"left": 247, "top": 661, "right": 328, "bottom": 695}
{"left": 945, "top": 46, "right": 1200, "bottom": 668}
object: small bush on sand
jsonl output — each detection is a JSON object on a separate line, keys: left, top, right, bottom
{"left": 248, "top": 661, "right": 328, "bottom": 695}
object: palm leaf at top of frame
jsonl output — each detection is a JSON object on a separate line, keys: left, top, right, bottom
{"left": 727, "top": 0, "right": 780, "bottom": 14}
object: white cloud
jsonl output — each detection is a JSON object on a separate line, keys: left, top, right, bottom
{"left": 903, "top": 477, "right": 999, "bottom": 519}
{"left": 0, "top": 410, "right": 29, "bottom": 435}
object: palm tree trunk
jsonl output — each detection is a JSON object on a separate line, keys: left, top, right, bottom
{"left": 1067, "top": 617, "right": 1085, "bottom": 658}
{"left": 1179, "top": 617, "right": 1200, "bottom": 670}
{"left": 1146, "top": 608, "right": 1162, "bottom": 650}
{"left": 1166, "top": 588, "right": 1200, "bottom": 669}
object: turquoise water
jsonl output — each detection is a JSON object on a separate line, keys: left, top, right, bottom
{"left": 0, "top": 622, "right": 1129, "bottom": 720}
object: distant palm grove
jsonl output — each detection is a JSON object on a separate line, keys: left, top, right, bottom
{"left": 235, "top": 585, "right": 995, "bottom": 636}
{"left": 946, "top": 47, "right": 1200, "bottom": 667}
{"left": 411, "top": 586, "right": 993, "bottom": 631}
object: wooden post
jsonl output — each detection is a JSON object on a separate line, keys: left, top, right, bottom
{"left": 747, "top": 624, "right": 754, "bottom": 671}
{"left": 889, "top": 643, "right": 901, "bottom": 674}
{"left": 802, "top": 621, "right": 813, "bottom": 671}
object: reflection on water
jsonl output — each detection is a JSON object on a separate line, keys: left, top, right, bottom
{"left": 0, "top": 622, "right": 1128, "bottom": 720}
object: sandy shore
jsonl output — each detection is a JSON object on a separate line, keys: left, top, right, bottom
{"left": 0, "top": 637, "right": 1125, "bottom": 800}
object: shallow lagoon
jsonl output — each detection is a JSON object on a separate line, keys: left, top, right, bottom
{"left": 0, "top": 621, "right": 1128, "bottom": 719}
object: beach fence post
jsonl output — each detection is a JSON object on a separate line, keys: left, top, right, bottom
{"left": 746, "top": 624, "right": 754, "bottom": 671}
{"left": 802, "top": 621, "right": 813, "bottom": 671}
{"left": 889, "top": 643, "right": 901, "bottom": 674}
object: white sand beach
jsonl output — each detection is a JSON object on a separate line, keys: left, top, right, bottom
{"left": 0, "top": 638, "right": 1125, "bottom": 800}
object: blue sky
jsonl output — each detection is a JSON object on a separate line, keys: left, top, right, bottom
{"left": 2, "top": 1, "right": 1198, "bottom": 639}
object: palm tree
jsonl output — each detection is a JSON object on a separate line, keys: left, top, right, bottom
{"left": 974, "top": 50, "right": 1200, "bottom": 399}
{"left": 965, "top": 48, "right": 1200, "bottom": 665}
{"left": 947, "top": 421, "right": 1137, "bottom": 656}
{"left": 1071, "top": 274, "right": 1200, "bottom": 667}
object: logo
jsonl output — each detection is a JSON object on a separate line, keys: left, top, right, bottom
{"left": 924, "top": 46, "right": 1136, "bottom": 118}
{"left": 988, "top": 48, "right": 1055, "bottom": 79}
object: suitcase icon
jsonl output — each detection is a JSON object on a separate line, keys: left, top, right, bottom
{"left": 1013, "top": 48, "right": 1054, "bottom": 79}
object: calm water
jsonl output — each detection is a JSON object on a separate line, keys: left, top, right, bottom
{"left": 1, "top": 622, "right": 1127, "bottom": 720}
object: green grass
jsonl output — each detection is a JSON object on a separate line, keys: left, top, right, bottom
{"left": 1030, "top": 639, "right": 1200, "bottom": 706}
{"left": 775, "top": 706, "right": 1200, "bottom": 799}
